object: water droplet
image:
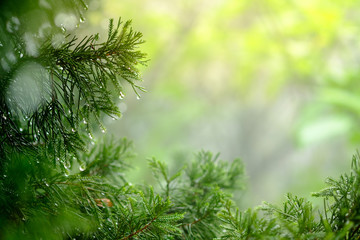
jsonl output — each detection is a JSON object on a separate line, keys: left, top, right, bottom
{"left": 54, "top": 203, "right": 58, "bottom": 206}
{"left": 119, "top": 91, "right": 125, "bottom": 99}
{"left": 56, "top": 157, "right": 60, "bottom": 161}
{"left": 101, "top": 192, "right": 105, "bottom": 196}
{"left": 63, "top": 162, "right": 70, "bottom": 170}
{"left": 36, "top": 160, "right": 40, "bottom": 164}
{"left": 83, "top": 119, "right": 87, "bottom": 124}
{"left": 136, "top": 95, "right": 141, "bottom": 100}
{"left": 45, "top": 182, "right": 49, "bottom": 187}
{"left": 2, "top": 114, "right": 7, "bottom": 120}
{"left": 101, "top": 129, "right": 106, "bottom": 133}
{"left": 3, "top": 175, "right": 7, "bottom": 178}
{"left": 80, "top": 17, "right": 85, "bottom": 23}
{"left": 88, "top": 133, "right": 93, "bottom": 139}
{"left": 20, "top": 53, "right": 23, "bottom": 58}
{"left": 71, "top": 128, "right": 75, "bottom": 133}
{"left": 79, "top": 165, "right": 86, "bottom": 171}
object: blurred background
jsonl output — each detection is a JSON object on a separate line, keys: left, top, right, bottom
{"left": 3, "top": 0, "right": 360, "bottom": 209}
{"left": 83, "top": 0, "right": 360, "bottom": 208}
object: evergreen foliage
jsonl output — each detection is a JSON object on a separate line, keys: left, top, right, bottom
{"left": 218, "top": 154, "right": 360, "bottom": 239}
{"left": 2, "top": 1, "right": 360, "bottom": 239}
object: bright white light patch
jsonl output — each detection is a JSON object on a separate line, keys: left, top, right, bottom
{"left": 1, "top": 58, "right": 10, "bottom": 72}
{"left": 6, "top": 51, "right": 16, "bottom": 63}
{"left": 6, "top": 16, "right": 20, "bottom": 33}
{"left": 39, "top": 0, "right": 51, "bottom": 9}
{"left": 118, "top": 102, "right": 127, "bottom": 113}
{"left": 51, "top": 33, "right": 66, "bottom": 48}
{"left": 6, "top": 62, "right": 51, "bottom": 115}
{"left": 38, "top": 22, "right": 51, "bottom": 38}
{"left": 55, "top": 13, "right": 78, "bottom": 31}
{"left": 23, "top": 33, "right": 39, "bottom": 57}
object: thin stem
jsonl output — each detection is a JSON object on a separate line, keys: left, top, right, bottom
{"left": 120, "top": 216, "right": 157, "bottom": 240}
{"left": 55, "top": 181, "right": 97, "bottom": 192}
{"left": 181, "top": 211, "right": 210, "bottom": 228}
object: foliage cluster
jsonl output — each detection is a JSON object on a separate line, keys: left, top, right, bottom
{"left": 1, "top": 1, "right": 360, "bottom": 239}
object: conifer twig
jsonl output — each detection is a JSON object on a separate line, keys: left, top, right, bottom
{"left": 181, "top": 212, "right": 210, "bottom": 227}
{"left": 120, "top": 216, "right": 157, "bottom": 240}
{"left": 55, "top": 181, "right": 97, "bottom": 192}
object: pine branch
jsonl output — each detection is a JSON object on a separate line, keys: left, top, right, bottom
{"left": 181, "top": 211, "right": 210, "bottom": 228}
{"left": 121, "top": 216, "right": 158, "bottom": 240}
{"left": 149, "top": 152, "right": 245, "bottom": 239}
{"left": 0, "top": 18, "right": 147, "bottom": 167}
